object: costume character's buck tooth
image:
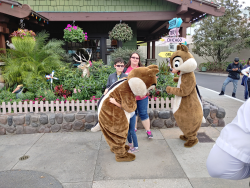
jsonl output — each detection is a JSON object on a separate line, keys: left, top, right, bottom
{"left": 166, "top": 45, "right": 205, "bottom": 148}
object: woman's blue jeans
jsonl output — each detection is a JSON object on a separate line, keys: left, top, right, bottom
{"left": 127, "top": 114, "right": 138, "bottom": 147}
{"left": 135, "top": 96, "right": 149, "bottom": 121}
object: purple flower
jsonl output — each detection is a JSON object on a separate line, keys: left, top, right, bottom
{"left": 73, "top": 26, "right": 77, "bottom": 30}
{"left": 67, "top": 24, "right": 72, "bottom": 28}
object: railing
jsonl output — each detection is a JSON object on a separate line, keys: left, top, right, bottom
{"left": 0, "top": 98, "right": 173, "bottom": 114}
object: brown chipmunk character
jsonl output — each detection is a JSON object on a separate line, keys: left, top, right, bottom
{"left": 97, "top": 65, "right": 159, "bottom": 162}
{"left": 166, "top": 45, "right": 205, "bottom": 148}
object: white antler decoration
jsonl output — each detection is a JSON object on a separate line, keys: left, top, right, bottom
{"left": 73, "top": 48, "right": 92, "bottom": 78}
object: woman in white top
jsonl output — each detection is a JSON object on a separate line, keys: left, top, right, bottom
{"left": 206, "top": 99, "right": 250, "bottom": 180}
{"left": 241, "top": 64, "right": 250, "bottom": 100}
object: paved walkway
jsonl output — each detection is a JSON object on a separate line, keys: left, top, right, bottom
{"left": 0, "top": 87, "right": 248, "bottom": 188}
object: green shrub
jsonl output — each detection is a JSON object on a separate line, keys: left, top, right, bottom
{"left": 19, "top": 91, "right": 35, "bottom": 100}
{"left": 0, "top": 90, "right": 21, "bottom": 104}
{"left": 35, "top": 89, "right": 57, "bottom": 102}
{"left": 110, "top": 47, "right": 145, "bottom": 65}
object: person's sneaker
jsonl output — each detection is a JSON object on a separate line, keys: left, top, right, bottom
{"left": 232, "top": 92, "right": 236, "bottom": 98}
{"left": 128, "top": 147, "right": 139, "bottom": 153}
{"left": 135, "top": 128, "right": 137, "bottom": 132}
{"left": 146, "top": 130, "right": 153, "bottom": 139}
{"left": 219, "top": 91, "right": 224, "bottom": 95}
{"left": 128, "top": 143, "right": 133, "bottom": 149}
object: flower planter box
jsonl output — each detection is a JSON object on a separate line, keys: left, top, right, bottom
{"left": 201, "top": 67, "right": 207, "bottom": 72}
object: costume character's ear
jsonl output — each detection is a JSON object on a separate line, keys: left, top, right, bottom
{"left": 147, "top": 65, "right": 158, "bottom": 69}
{"left": 180, "top": 45, "right": 189, "bottom": 53}
{"left": 147, "top": 68, "right": 159, "bottom": 77}
{"left": 177, "top": 45, "right": 182, "bottom": 50}
{"left": 128, "top": 77, "right": 147, "bottom": 97}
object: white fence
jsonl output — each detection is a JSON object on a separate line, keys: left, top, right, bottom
{"left": 0, "top": 98, "right": 173, "bottom": 114}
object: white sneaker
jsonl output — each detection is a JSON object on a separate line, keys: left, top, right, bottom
{"left": 91, "top": 122, "right": 101, "bottom": 132}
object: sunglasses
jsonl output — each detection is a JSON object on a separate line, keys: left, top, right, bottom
{"left": 131, "top": 57, "right": 139, "bottom": 60}
{"left": 116, "top": 65, "right": 124, "bottom": 67}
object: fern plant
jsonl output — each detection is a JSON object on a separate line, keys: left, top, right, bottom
{"left": 0, "top": 31, "right": 67, "bottom": 93}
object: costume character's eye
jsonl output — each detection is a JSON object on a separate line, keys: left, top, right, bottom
{"left": 175, "top": 61, "right": 179, "bottom": 67}
{"left": 173, "top": 57, "right": 183, "bottom": 68}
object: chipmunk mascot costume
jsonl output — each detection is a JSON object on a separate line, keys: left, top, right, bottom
{"left": 97, "top": 65, "right": 159, "bottom": 162}
{"left": 166, "top": 44, "right": 205, "bottom": 148}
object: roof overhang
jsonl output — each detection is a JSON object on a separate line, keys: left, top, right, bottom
{"left": 0, "top": 0, "right": 49, "bottom": 21}
{"left": 166, "top": 0, "right": 225, "bottom": 17}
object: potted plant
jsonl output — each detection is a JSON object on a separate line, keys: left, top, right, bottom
{"left": 9, "top": 29, "right": 36, "bottom": 52}
{"left": 63, "top": 24, "right": 88, "bottom": 43}
{"left": 109, "top": 23, "right": 133, "bottom": 42}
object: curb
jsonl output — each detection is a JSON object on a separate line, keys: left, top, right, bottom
{"left": 195, "top": 70, "right": 244, "bottom": 78}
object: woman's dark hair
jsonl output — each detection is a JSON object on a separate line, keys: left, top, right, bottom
{"left": 114, "top": 57, "right": 124, "bottom": 65}
{"left": 247, "top": 58, "right": 250, "bottom": 65}
{"left": 125, "top": 52, "right": 144, "bottom": 68}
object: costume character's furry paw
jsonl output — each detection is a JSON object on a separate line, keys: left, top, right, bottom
{"left": 166, "top": 86, "right": 171, "bottom": 93}
{"left": 184, "top": 138, "right": 198, "bottom": 148}
{"left": 115, "top": 153, "right": 136, "bottom": 162}
{"left": 173, "top": 77, "right": 179, "bottom": 83}
{"left": 110, "top": 145, "right": 130, "bottom": 153}
{"left": 91, "top": 123, "right": 101, "bottom": 132}
{"left": 179, "top": 135, "right": 188, "bottom": 141}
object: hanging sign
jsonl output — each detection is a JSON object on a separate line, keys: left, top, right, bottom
{"left": 169, "top": 28, "right": 180, "bottom": 36}
{"left": 169, "top": 43, "right": 177, "bottom": 52}
{"left": 162, "top": 37, "right": 187, "bottom": 43}
{"left": 168, "top": 18, "right": 183, "bottom": 30}
{"left": 158, "top": 51, "right": 174, "bottom": 58}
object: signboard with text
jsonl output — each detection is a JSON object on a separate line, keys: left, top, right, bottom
{"left": 169, "top": 43, "right": 177, "bottom": 52}
{"left": 158, "top": 51, "right": 174, "bottom": 58}
{"left": 169, "top": 28, "right": 180, "bottom": 36}
{"left": 163, "top": 37, "right": 187, "bottom": 43}
{"left": 168, "top": 18, "right": 183, "bottom": 30}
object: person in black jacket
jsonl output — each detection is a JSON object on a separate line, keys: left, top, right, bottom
{"left": 219, "top": 57, "right": 243, "bottom": 98}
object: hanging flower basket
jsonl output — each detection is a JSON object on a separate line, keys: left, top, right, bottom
{"left": 63, "top": 24, "right": 88, "bottom": 43}
{"left": 9, "top": 29, "right": 36, "bottom": 52}
{"left": 109, "top": 23, "right": 133, "bottom": 42}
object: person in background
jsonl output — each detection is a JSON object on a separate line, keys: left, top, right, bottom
{"left": 123, "top": 52, "right": 153, "bottom": 139}
{"left": 206, "top": 99, "right": 250, "bottom": 180}
{"left": 241, "top": 58, "right": 250, "bottom": 100}
{"left": 219, "top": 57, "right": 243, "bottom": 98}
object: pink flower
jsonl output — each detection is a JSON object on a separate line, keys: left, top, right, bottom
{"left": 92, "top": 96, "right": 95, "bottom": 98}
{"left": 74, "top": 88, "right": 77, "bottom": 93}
{"left": 40, "top": 96, "right": 42, "bottom": 97}
{"left": 154, "top": 97, "right": 157, "bottom": 101}
{"left": 56, "top": 99, "right": 59, "bottom": 101}
{"left": 78, "top": 89, "right": 81, "bottom": 93}
{"left": 10, "top": 99, "right": 12, "bottom": 101}
{"left": 68, "top": 29, "right": 71, "bottom": 31}
{"left": 89, "top": 61, "right": 92, "bottom": 67}
{"left": 67, "top": 24, "right": 72, "bottom": 28}
{"left": 73, "top": 26, "right": 77, "bottom": 30}
{"left": 85, "top": 32, "right": 87, "bottom": 35}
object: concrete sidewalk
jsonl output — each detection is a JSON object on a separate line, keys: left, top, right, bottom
{"left": 0, "top": 88, "right": 248, "bottom": 188}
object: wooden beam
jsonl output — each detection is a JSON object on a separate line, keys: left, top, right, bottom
{"left": 152, "top": 41, "right": 155, "bottom": 59}
{"left": 0, "top": 14, "right": 10, "bottom": 23}
{"left": 166, "top": 0, "right": 225, "bottom": 17}
{"left": 0, "top": 3, "right": 32, "bottom": 18}
{"left": 39, "top": 12, "right": 178, "bottom": 21}
{"left": 177, "top": 5, "right": 188, "bottom": 15}
{"left": 149, "top": 21, "right": 169, "bottom": 34}
{"left": 147, "top": 42, "right": 150, "bottom": 59}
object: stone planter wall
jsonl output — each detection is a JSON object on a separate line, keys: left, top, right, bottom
{"left": 0, "top": 100, "right": 226, "bottom": 135}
